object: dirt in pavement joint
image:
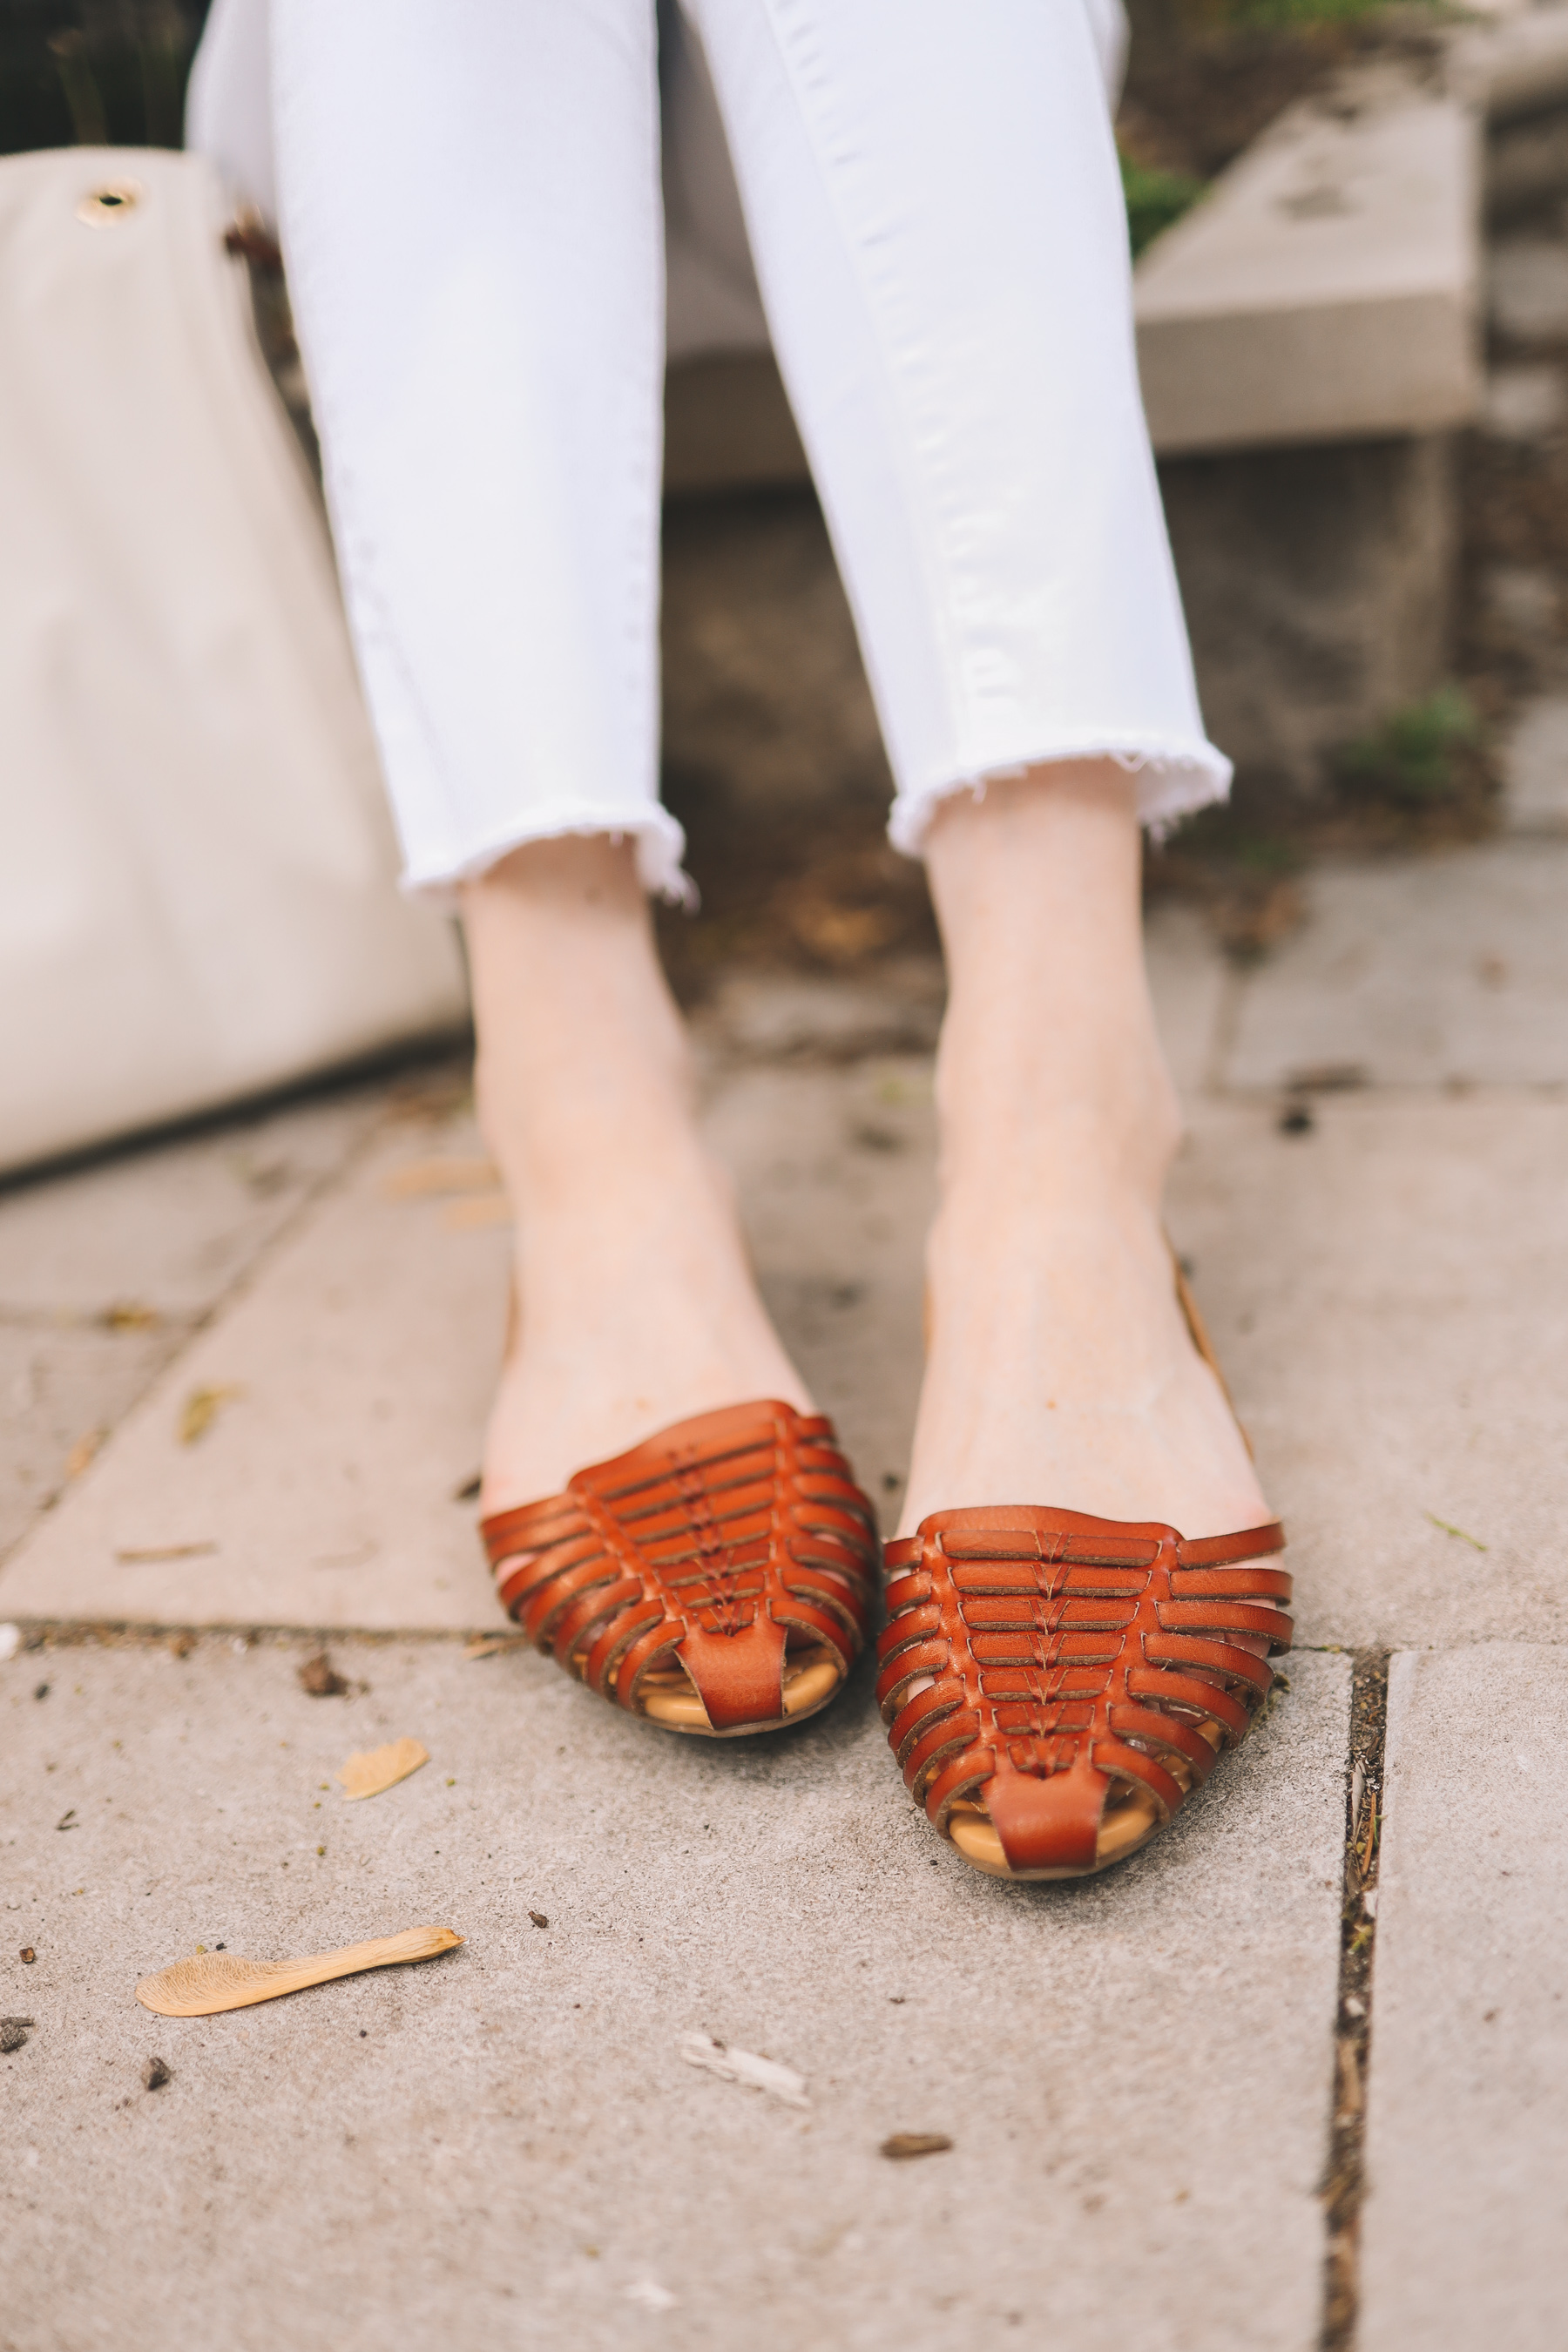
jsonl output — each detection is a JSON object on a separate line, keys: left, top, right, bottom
{"left": 1319, "top": 1649, "right": 1390, "bottom": 2352}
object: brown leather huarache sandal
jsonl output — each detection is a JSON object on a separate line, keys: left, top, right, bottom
{"left": 481, "top": 1401, "right": 880, "bottom": 1737}
{"left": 876, "top": 1258, "right": 1292, "bottom": 1878}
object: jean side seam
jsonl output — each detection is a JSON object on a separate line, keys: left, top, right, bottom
{"left": 750, "top": 0, "right": 972, "bottom": 774}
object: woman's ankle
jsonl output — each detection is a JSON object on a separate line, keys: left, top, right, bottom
{"left": 463, "top": 832, "right": 702, "bottom": 1198}
{"left": 924, "top": 762, "right": 1182, "bottom": 1211}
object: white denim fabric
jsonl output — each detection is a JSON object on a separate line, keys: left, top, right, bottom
{"left": 190, "top": 0, "right": 1229, "bottom": 900}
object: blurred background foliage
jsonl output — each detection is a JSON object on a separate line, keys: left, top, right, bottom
{"left": 0, "top": 1, "right": 209, "bottom": 156}
{"left": 1160, "top": 0, "right": 1399, "bottom": 24}
{"left": 1121, "top": 152, "right": 1209, "bottom": 256}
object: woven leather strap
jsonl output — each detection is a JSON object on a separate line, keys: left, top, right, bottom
{"left": 877, "top": 1504, "right": 1290, "bottom": 1870}
{"left": 482, "top": 1400, "right": 880, "bottom": 1730}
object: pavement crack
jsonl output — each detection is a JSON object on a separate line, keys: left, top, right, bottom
{"left": 1319, "top": 1648, "right": 1389, "bottom": 2352}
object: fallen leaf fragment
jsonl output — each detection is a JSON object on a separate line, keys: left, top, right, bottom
{"left": 1335, "top": 2040, "right": 1362, "bottom": 2121}
{"left": 1288, "top": 1062, "right": 1369, "bottom": 1095}
{"left": 179, "top": 1385, "right": 241, "bottom": 1446}
{"left": 881, "top": 2132, "right": 953, "bottom": 2161}
{"left": 117, "top": 1542, "right": 217, "bottom": 1565}
{"left": 679, "top": 2031, "right": 808, "bottom": 2109}
{"left": 101, "top": 1300, "right": 160, "bottom": 1329}
{"left": 528, "top": 1911, "right": 548, "bottom": 1930}
{"left": 335, "top": 1737, "right": 429, "bottom": 1800}
{"left": 142, "top": 2055, "right": 172, "bottom": 2091}
{"left": 382, "top": 1155, "right": 498, "bottom": 1200}
{"left": 1425, "top": 1511, "right": 1487, "bottom": 1552}
{"left": 135, "top": 1924, "right": 463, "bottom": 2016}
{"left": 0, "top": 2017, "right": 34, "bottom": 2053}
{"left": 64, "top": 1429, "right": 105, "bottom": 1479}
{"left": 297, "top": 1652, "right": 349, "bottom": 1698}
{"left": 442, "top": 1193, "right": 510, "bottom": 1231}
{"left": 464, "top": 1632, "right": 529, "bottom": 1661}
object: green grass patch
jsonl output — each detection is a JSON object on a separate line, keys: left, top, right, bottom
{"left": 1333, "top": 685, "right": 1484, "bottom": 808}
{"left": 1120, "top": 152, "right": 1206, "bottom": 258}
{"left": 1180, "top": 0, "right": 1417, "bottom": 25}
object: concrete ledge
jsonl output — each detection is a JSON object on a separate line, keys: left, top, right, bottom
{"left": 665, "top": 78, "right": 1482, "bottom": 491}
{"left": 1133, "top": 84, "right": 1482, "bottom": 455}
{"left": 1450, "top": 0, "right": 1568, "bottom": 124}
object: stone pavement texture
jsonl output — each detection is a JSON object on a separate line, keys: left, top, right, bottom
{"left": 1, "top": 1640, "right": 1348, "bottom": 2352}
{"left": 1360, "top": 1646, "right": 1568, "bottom": 2352}
{"left": 3, "top": 764, "right": 1566, "bottom": 2344}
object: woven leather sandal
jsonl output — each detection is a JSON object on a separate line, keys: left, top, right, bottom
{"left": 877, "top": 1263, "right": 1291, "bottom": 1877}
{"left": 481, "top": 1400, "right": 880, "bottom": 1736}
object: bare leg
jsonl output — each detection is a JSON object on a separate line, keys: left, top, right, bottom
{"left": 463, "top": 836, "right": 811, "bottom": 1516}
{"left": 900, "top": 762, "right": 1271, "bottom": 1539}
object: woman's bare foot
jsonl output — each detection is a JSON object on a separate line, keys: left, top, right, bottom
{"left": 899, "top": 763, "right": 1272, "bottom": 1542}
{"left": 463, "top": 836, "right": 810, "bottom": 1515}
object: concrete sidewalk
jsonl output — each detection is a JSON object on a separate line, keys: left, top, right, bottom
{"left": 3, "top": 748, "right": 1565, "bottom": 2348}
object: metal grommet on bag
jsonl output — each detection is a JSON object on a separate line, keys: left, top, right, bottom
{"left": 76, "top": 180, "right": 143, "bottom": 227}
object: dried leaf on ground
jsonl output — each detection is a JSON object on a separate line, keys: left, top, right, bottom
{"left": 382, "top": 1156, "right": 498, "bottom": 1200}
{"left": 442, "top": 1194, "right": 510, "bottom": 1231}
{"left": 1287, "top": 1062, "right": 1369, "bottom": 1095}
{"left": 178, "top": 1385, "right": 242, "bottom": 1446}
{"left": 528, "top": 1911, "right": 548, "bottom": 1930}
{"left": 679, "top": 2031, "right": 808, "bottom": 2109}
{"left": 135, "top": 1924, "right": 463, "bottom": 2016}
{"left": 117, "top": 1542, "right": 217, "bottom": 1565}
{"left": 1216, "top": 876, "right": 1304, "bottom": 963}
{"left": 142, "top": 2055, "right": 172, "bottom": 2091}
{"left": 0, "top": 2017, "right": 34, "bottom": 2053}
{"left": 881, "top": 2132, "right": 954, "bottom": 2161}
{"left": 297, "top": 1652, "right": 349, "bottom": 1699}
{"left": 1426, "top": 1511, "right": 1488, "bottom": 1552}
{"left": 335, "top": 1736, "right": 429, "bottom": 1800}
{"left": 100, "top": 1300, "right": 160, "bottom": 1330}
{"left": 1335, "top": 2039, "right": 1362, "bottom": 2121}
{"left": 64, "top": 1429, "right": 105, "bottom": 1480}
{"left": 464, "top": 1632, "right": 529, "bottom": 1660}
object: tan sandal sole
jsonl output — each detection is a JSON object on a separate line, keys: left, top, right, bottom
{"left": 639, "top": 1645, "right": 843, "bottom": 1738}
{"left": 943, "top": 1720, "right": 1226, "bottom": 1880}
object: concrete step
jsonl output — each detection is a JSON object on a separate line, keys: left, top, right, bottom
{"left": 1133, "top": 78, "right": 1481, "bottom": 456}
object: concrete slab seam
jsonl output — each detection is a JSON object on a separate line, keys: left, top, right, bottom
{"left": 1318, "top": 1649, "right": 1391, "bottom": 2352}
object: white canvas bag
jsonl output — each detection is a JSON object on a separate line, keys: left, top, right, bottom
{"left": 0, "top": 145, "right": 469, "bottom": 1178}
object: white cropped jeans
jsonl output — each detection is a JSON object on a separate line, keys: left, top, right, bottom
{"left": 189, "top": 0, "right": 1229, "bottom": 900}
